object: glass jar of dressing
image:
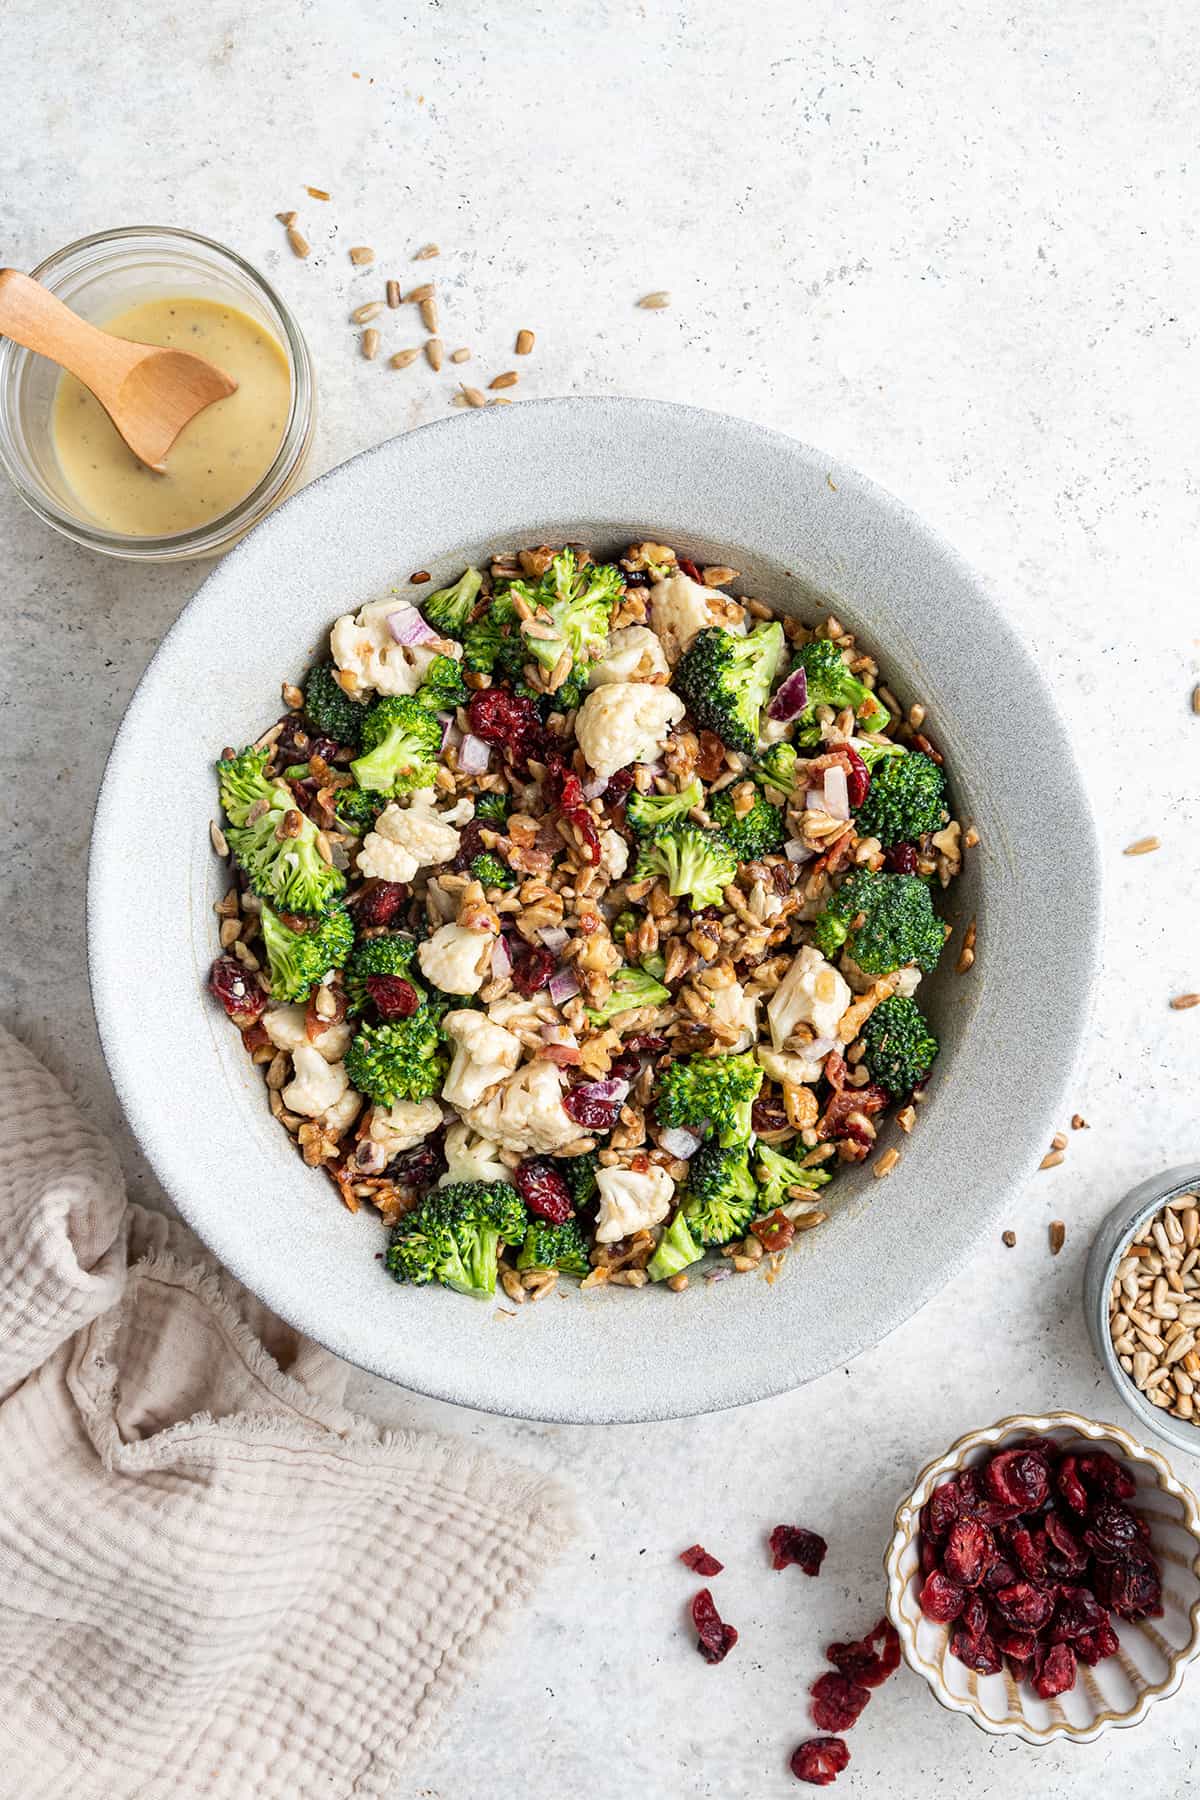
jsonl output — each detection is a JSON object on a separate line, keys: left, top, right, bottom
{"left": 0, "top": 227, "right": 315, "bottom": 560}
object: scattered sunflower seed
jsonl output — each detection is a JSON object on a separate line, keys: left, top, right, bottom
{"left": 1193, "top": 684, "right": 1200, "bottom": 715}
{"left": 414, "top": 243, "right": 440, "bottom": 260}
{"left": 390, "top": 348, "right": 420, "bottom": 370}
{"left": 286, "top": 226, "right": 310, "bottom": 258}
{"left": 306, "top": 186, "right": 331, "bottom": 201}
{"left": 420, "top": 296, "right": 438, "bottom": 332}
{"left": 386, "top": 279, "right": 401, "bottom": 309}
{"left": 1040, "top": 1149, "right": 1064, "bottom": 1170}
{"left": 424, "top": 337, "right": 444, "bottom": 371}
{"left": 1071, "top": 1114, "right": 1089, "bottom": 1130}
{"left": 1171, "top": 993, "right": 1200, "bottom": 1010}
{"left": 361, "top": 328, "right": 380, "bottom": 360}
{"left": 450, "top": 347, "right": 471, "bottom": 363}
{"left": 638, "top": 291, "right": 671, "bottom": 309}
{"left": 1124, "top": 836, "right": 1161, "bottom": 855}
{"left": 276, "top": 209, "right": 297, "bottom": 226}
{"left": 489, "top": 395, "right": 512, "bottom": 406}
{"left": 490, "top": 371, "right": 518, "bottom": 390}
{"left": 1002, "top": 1230, "right": 1017, "bottom": 1248}
{"left": 405, "top": 283, "right": 435, "bottom": 304}
{"left": 1049, "top": 1220, "right": 1066, "bottom": 1256}
{"left": 460, "top": 384, "right": 487, "bottom": 408}
{"left": 351, "top": 301, "right": 383, "bottom": 324}
{"left": 209, "top": 820, "right": 229, "bottom": 857}
{"left": 349, "top": 245, "right": 375, "bottom": 266}
{"left": 515, "top": 328, "right": 535, "bottom": 355}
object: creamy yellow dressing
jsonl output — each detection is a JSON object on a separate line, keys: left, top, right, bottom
{"left": 52, "top": 297, "right": 290, "bottom": 535}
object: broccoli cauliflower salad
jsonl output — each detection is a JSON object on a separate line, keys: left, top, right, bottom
{"left": 207, "top": 541, "right": 966, "bottom": 1304}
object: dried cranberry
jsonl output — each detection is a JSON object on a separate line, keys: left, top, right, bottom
{"left": 949, "top": 1626, "right": 1002, "bottom": 1675}
{"left": 809, "top": 1672, "right": 870, "bottom": 1733}
{"left": 622, "top": 567, "right": 650, "bottom": 587}
{"left": 751, "top": 1093, "right": 790, "bottom": 1136}
{"left": 208, "top": 955, "right": 266, "bottom": 1024}
{"left": 451, "top": 818, "right": 489, "bottom": 871}
{"left": 769, "top": 1525, "right": 828, "bottom": 1576}
{"left": 679, "top": 1544, "right": 724, "bottom": 1576}
{"left": 925, "top": 1478, "right": 963, "bottom": 1541}
{"left": 544, "top": 760, "right": 585, "bottom": 811}
{"left": 1043, "top": 1509, "right": 1088, "bottom": 1572}
{"left": 678, "top": 557, "right": 703, "bottom": 583}
{"left": 790, "top": 1737, "right": 850, "bottom": 1786}
{"left": 609, "top": 1052, "right": 641, "bottom": 1083}
{"left": 1032, "top": 1641, "right": 1077, "bottom": 1699}
{"left": 919, "top": 1569, "right": 965, "bottom": 1623}
{"left": 842, "top": 743, "right": 870, "bottom": 809}
{"left": 750, "top": 1210, "right": 796, "bottom": 1253}
{"left": 1009, "top": 1526, "right": 1049, "bottom": 1583}
{"left": 1055, "top": 1453, "right": 1089, "bottom": 1515}
{"left": 984, "top": 1449, "right": 1050, "bottom": 1513}
{"left": 826, "top": 1619, "right": 901, "bottom": 1689}
{"left": 691, "top": 1588, "right": 738, "bottom": 1664}
{"left": 959, "top": 1591, "right": 989, "bottom": 1641}
{"left": 919, "top": 1536, "right": 939, "bottom": 1578}
{"left": 883, "top": 843, "right": 919, "bottom": 874}
{"left": 562, "top": 1084, "right": 623, "bottom": 1132}
{"left": 942, "top": 1518, "right": 995, "bottom": 1588}
{"left": 510, "top": 942, "right": 556, "bottom": 997}
{"left": 515, "top": 1159, "right": 573, "bottom": 1224}
{"left": 1077, "top": 1451, "right": 1137, "bottom": 1502}
{"left": 992, "top": 1582, "right": 1055, "bottom": 1633}
{"left": 1083, "top": 1502, "right": 1145, "bottom": 1561}
{"left": 1050, "top": 1585, "right": 1107, "bottom": 1643}
{"left": 468, "top": 686, "right": 545, "bottom": 765}
{"left": 366, "top": 974, "right": 420, "bottom": 1019}
{"left": 1076, "top": 1620, "right": 1120, "bottom": 1665}
{"left": 354, "top": 880, "right": 409, "bottom": 929}
{"left": 623, "top": 1033, "right": 668, "bottom": 1055}
{"left": 993, "top": 1627, "right": 1038, "bottom": 1660}
{"left": 391, "top": 1139, "right": 445, "bottom": 1196}
{"left": 1006, "top": 1655, "right": 1032, "bottom": 1684}
{"left": 605, "top": 765, "right": 636, "bottom": 803}
{"left": 1093, "top": 1550, "right": 1162, "bottom": 1620}
{"left": 983, "top": 1554, "right": 1020, "bottom": 1594}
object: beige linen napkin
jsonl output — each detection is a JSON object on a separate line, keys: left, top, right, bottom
{"left": 0, "top": 1024, "right": 575, "bottom": 1799}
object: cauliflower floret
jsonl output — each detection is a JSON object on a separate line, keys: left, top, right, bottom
{"left": 757, "top": 1043, "right": 826, "bottom": 1087}
{"left": 368, "top": 1096, "right": 443, "bottom": 1160}
{"left": 417, "top": 922, "right": 494, "bottom": 995}
{"left": 441, "top": 1010, "right": 522, "bottom": 1110}
{"left": 588, "top": 625, "right": 671, "bottom": 688}
{"left": 438, "top": 1121, "right": 512, "bottom": 1188}
{"left": 894, "top": 967, "right": 923, "bottom": 998}
{"left": 282, "top": 1045, "right": 349, "bottom": 1119}
{"left": 461, "top": 1059, "right": 578, "bottom": 1155}
{"left": 574, "top": 682, "right": 685, "bottom": 781}
{"left": 261, "top": 1005, "right": 351, "bottom": 1063}
{"left": 323, "top": 1086, "right": 363, "bottom": 1134}
{"left": 598, "top": 828, "right": 629, "bottom": 881}
{"left": 358, "top": 794, "right": 467, "bottom": 886}
{"left": 330, "top": 599, "right": 452, "bottom": 699}
{"left": 646, "top": 571, "right": 720, "bottom": 666}
{"left": 709, "top": 980, "right": 757, "bottom": 1053}
{"left": 766, "top": 945, "right": 851, "bottom": 1053}
{"left": 594, "top": 1162, "right": 675, "bottom": 1244}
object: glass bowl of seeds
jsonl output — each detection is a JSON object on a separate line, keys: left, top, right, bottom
{"left": 1086, "top": 1165, "right": 1200, "bottom": 1458}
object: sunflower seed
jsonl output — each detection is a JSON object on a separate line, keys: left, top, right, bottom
{"left": 306, "top": 186, "right": 331, "bottom": 201}
{"left": 1171, "top": 992, "right": 1200, "bottom": 1009}
{"left": 1049, "top": 1220, "right": 1066, "bottom": 1255}
{"left": 349, "top": 245, "right": 375, "bottom": 266}
{"left": 460, "top": 384, "right": 486, "bottom": 408}
{"left": 361, "top": 328, "right": 380, "bottom": 360}
{"left": 351, "top": 301, "right": 383, "bottom": 324}
{"left": 390, "top": 348, "right": 420, "bottom": 369}
{"left": 450, "top": 347, "right": 471, "bottom": 363}
{"left": 414, "top": 243, "right": 440, "bottom": 260}
{"left": 209, "top": 820, "right": 229, "bottom": 857}
{"left": 490, "top": 371, "right": 518, "bottom": 390}
{"left": 1124, "top": 836, "right": 1161, "bottom": 855}
{"left": 638, "top": 291, "right": 670, "bottom": 308}
{"left": 515, "top": 328, "right": 535, "bottom": 355}
{"left": 420, "top": 297, "right": 438, "bottom": 332}
{"left": 424, "top": 338, "right": 444, "bottom": 371}
{"left": 406, "top": 283, "right": 435, "bottom": 304}
{"left": 286, "top": 226, "right": 310, "bottom": 258}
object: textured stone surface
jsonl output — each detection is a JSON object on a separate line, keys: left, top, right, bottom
{"left": 2, "top": 1, "right": 1198, "bottom": 1793}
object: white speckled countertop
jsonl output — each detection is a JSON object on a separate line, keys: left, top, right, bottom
{"left": 2, "top": 3, "right": 1199, "bottom": 1794}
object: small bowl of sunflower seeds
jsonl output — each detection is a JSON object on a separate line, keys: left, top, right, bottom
{"left": 1086, "top": 1164, "right": 1200, "bottom": 1458}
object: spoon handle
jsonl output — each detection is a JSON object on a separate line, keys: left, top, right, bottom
{"left": 0, "top": 269, "right": 135, "bottom": 401}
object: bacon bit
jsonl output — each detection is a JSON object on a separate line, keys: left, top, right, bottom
{"left": 241, "top": 1021, "right": 271, "bottom": 1053}
{"left": 540, "top": 1043, "right": 584, "bottom": 1066}
{"left": 818, "top": 1085, "right": 889, "bottom": 1143}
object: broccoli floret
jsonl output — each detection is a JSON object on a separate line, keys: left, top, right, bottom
{"left": 462, "top": 589, "right": 521, "bottom": 676}
{"left": 503, "top": 549, "right": 622, "bottom": 693}
{"left": 585, "top": 964, "right": 671, "bottom": 1025}
{"left": 470, "top": 851, "right": 516, "bottom": 890}
{"left": 421, "top": 567, "right": 484, "bottom": 639}
{"left": 646, "top": 1209, "right": 704, "bottom": 1282}
{"left": 673, "top": 622, "right": 786, "bottom": 755}
{"left": 344, "top": 1014, "right": 446, "bottom": 1105}
{"left": 350, "top": 695, "right": 442, "bottom": 796}
{"left": 853, "top": 738, "right": 906, "bottom": 771}
{"left": 710, "top": 787, "right": 786, "bottom": 860}
{"left": 259, "top": 901, "right": 354, "bottom": 1002}
{"left": 218, "top": 747, "right": 345, "bottom": 915}
{"left": 755, "top": 742, "right": 799, "bottom": 797}
{"left": 753, "top": 1141, "right": 834, "bottom": 1213}
{"left": 560, "top": 1149, "right": 599, "bottom": 1210}
{"left": 516, "top": 1219, "right": 592, "bottom": 1277}
{"left": 386, "top": 1179, "right": 526, "bottom": 1299}
{"left": 854, "top": 750, "right": 946, "bottom": 847}
{"left": 633, "top": 821, "right": 738, "bottom": 910}
{"left": 344, "top": 933, "right": 422, "bottom": 1015}
{"left": 796, "top": 639, "right": 889, "bottom": 734}
{"left": 811, "top": 869, "right": 944, "bottom": 976}
{"left": 625, "top": 777, "right": 704, "bottom": 837}
{"left": 473, "top": 791, "right": 510, "bottom": 824}
{"left": 304, "top": 662, "right": 366, "bottom": 747}
{"left": 655, "top": 1050, "right": 763, "bottom": 1148}
{"left": 859, "top": 994, "right": 939, "bottom": 1096}
{"left": 416, "top": 653, "right": 469, "bottom": 715}
{"left": 334, "top": 784, "right": 384, "bottom": 835}
{"left": 682, "top": 1144, "right": 759, "bottom": 1246}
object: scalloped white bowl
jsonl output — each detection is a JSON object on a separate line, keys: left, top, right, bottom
{"left": 885, "top": 1412, "right": 1200, "bottom": 1744}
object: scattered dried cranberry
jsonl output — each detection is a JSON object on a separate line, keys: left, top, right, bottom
{"left": 751, "top": 1093, "right": 790, "bottom": 1136}
{"left": 366, "top": 974, "right": 420, "bottom": 1019}
{"left": 510, "top": 942, "right": 556, "bottom": 997}
{"left": 208, "top": 955, "right": 266, "bottom": 1024}
{"left": 562, "top": 1082, "right": 624, "bottom": 1132}
{"left": 809, "top": 1672, "right": 870, "bottom": 1733}
{"left": 608, "top": 1051, "right": 641, "bottom": 1083}
{"left": 515, "top": 1159, "right": 573, "bottom": 1224}
{"left": 842, "top": 743, "right": 870, "bottom": 808}
{"left": 468, "top": 686, "right": 545, "bottom": 765}
{"left": 790, "top": 1738, "right": 850, "bottom": 1787}
{"left": 919, "top": 1569, "right": 965, "bottom": 1623}
{"left": 691, "top": 1588, "right": 738, "bottom": 1664}
{"left": 883, "top": 843, "right": 920, "bottom": 874}
{"left": 1032, "top": 1641, "right": 1077, "bottom": 1699}
{"left": 679, "top": 1544, "right": 724, "bottom": 1576}
{"left": 353, "top": 880, "right": 409, "bottom": 928}
{"left": 825, "top": 1619, "right": 900, "bottom": 1689}
{"left": 942, "top": 1518, "right": 995, "bottom": 1588}
{"left": 769, "top": 1525, "right": 828, "bottom": 1576}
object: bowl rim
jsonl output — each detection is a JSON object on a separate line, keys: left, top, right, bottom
{"left": 86, "top": 397, "right": 1104, "bottom": 1421}
{"left": 1085, "top": 1164, "right": 1200, "bottom": 1459}
{"left": 884, "top": 1409, "right": 1200, "bottom": 1745}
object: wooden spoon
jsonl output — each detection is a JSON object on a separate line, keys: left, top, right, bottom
{"left": 0, "top": 268, "right": 238, "bottom": 472}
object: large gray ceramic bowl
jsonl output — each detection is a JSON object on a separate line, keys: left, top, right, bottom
{"left": 88, "top": 398, "right": 1101, "bottom": 1422}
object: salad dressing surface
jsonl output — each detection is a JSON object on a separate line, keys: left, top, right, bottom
{"left": 52, "top": 297, "right": 289, "bottom": 535}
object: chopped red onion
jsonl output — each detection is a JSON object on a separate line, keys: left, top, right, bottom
{"left": 457, "top": 733, "right": 491, "bottom": 775}
{"left": 538, "top": 925, "right": 569, "bottom": 953}
{"left": 490, "top": 935, "right": 512, "bottom": 978}
{"left": 437, "top": 712, "right": 456, "bottom": 753}
{"left": 386, "top": 605, "right": 439, "bottom": 646}
{"left": 784, "top": 838, "right": 813, "bottom": 863}
{"left": 767, "top": 665, "right": 808, "bottom": 721}
{"left": 823, "top": 764, "right": 850, "bottom": 820}
{"left": 804, "top": 787, "right": 824, "bottom": 812}
{"left": 805, "top": 1035, "right": 838, "bottom": 1060}
{"left": 548, "top": 967, "right": 581, "bottom": 1006}
{"left": 571, "top": 1076, "right": 629, "bottom": 1107}
{"left": 582, "top": 775, "right": 608, "bottom": 800}
{"left": 658, "top": 1125, "right": 704, "bottom": 1160}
